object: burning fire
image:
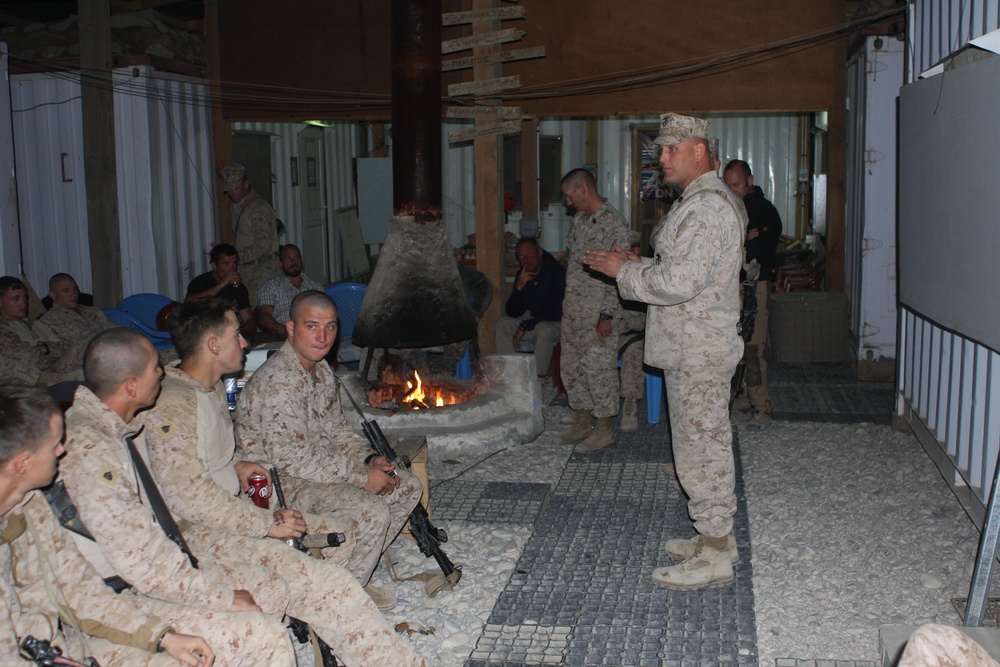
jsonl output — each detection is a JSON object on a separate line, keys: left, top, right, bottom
{"left": 403, "top": 371, "right": 454, "bottom": 409}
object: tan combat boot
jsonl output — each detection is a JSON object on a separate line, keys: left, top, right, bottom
{"left": 652, "top": 534, "right": 735, "bottom": 590}
{"left": 664, "top": 531, "right": 738, "bottom": 563}
{"left": 620, "top": 397, "right": 638, "bottom": 432}
{"left": 560, "top": 410, "right": 593, "bottom": 443}
{"left": 559, "top": 411, "right": 578, "bottom": 425}
{"left": 577, "top": 416, "right": 614, "bottom": 452}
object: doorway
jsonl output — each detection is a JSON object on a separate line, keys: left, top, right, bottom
{"left": 298, "top": 127, "right": 329, "bottom": 284}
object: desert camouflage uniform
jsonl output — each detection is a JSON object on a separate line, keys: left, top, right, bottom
{"left": 144, "top": 366, "right": 356, "bottom": 567}
{"left": 561, "top": 201, "right": 632, "bottom": 418}
{"left": 1, "top": 491, "right": 293, "bottom": 666}
{"left": 0, "top": 317, "right": 84, "bottom": 386}
{"left": 236, "top": 341, "right": 423, "bottom": 583}
{"left": 60, "top": 385, "right": 428, "bottom": 667}
{"left": 898, "top": 623, "right": 1000, "bottom": 667}
{"left": 616, "top": 171, "right": 746, "bottom": 539}
{"left": 231, "top": 190, "right": 280, "bottom": 309}
{"left": 616, "top": 304, "right": 647, "bottom": 400}
{"left": 37, "top": 303, "right": 116, "bottom": 345}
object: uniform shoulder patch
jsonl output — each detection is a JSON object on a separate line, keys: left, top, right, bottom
{"left": 99, "top": 466, "right": 117, "bottom": 487}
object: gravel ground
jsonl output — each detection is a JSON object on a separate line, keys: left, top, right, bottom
{"left": 740, "top": 420, "right": 984, "bottom": 665}
{"left": 299, "top": 386, "right": 990, "bottom": 666}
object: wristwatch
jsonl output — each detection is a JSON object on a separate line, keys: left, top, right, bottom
{"left": 598, "top": 313, "right": 613, "bottom": 321}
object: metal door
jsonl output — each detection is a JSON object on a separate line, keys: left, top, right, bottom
{"left": 298, "top": 127, "right": 328, "bottom": 284}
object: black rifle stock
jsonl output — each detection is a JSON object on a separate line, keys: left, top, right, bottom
{"left": 20, "top": 635, "right": 99, "bottom": 667}
{"left": 731, "top": 263, "right": 761, "bottom": 405}
{"left": 266, "top": 467, "right": 341, "bottom": 667}
{"left": 343, "top": 388, "right": 462, "bottom": 585}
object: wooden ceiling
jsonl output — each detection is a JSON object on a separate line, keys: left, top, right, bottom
{"left": 0, "top": 0, "right": 204, "bottom": 32}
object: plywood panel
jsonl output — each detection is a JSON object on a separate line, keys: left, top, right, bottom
{"left": 219, "top": 0, "right": 846, "bottom": 121}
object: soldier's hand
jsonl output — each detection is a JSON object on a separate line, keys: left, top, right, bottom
{"left": 268, "top": 509, "right": 307, "bottom": 539}
{"left": 228, "top": 589, "right": 261, "bottom": 613}
{"left": 364, "top": 463, "right": 400, "bottom": 496}
{"left": 583, "top": 245, "right": 630, "bottom": 278}
{"left": 596, "top": 318, "right": 612, "bottom": 342}
{"left": 234, "top": 461, "right": 271, "bottom": 493}
{"left": 159, "top": 632, "right": 215, "bottom": 666}
{"left": 512, "top": 327, "right": 525, "bottom": 349}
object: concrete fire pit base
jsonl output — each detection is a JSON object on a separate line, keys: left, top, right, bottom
{"left": 337, "top": 354, "right": 544, "bottom": 461}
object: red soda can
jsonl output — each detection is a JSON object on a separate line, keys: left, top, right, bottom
{"left": 247, "top": 473, "right": 270, "bottom": 509}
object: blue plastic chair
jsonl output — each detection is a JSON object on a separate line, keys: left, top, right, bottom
{"left": 455, "top": 345, "right": 473, "bottom": 379}
{"left": 325, "top": 282, "right": 367, "bottom": 363}
{"left": 645, "top": 366, "right": 664, "bottom": 424}
{"left": 117, "top": 293, "right": 175, "bottom": 332}
{"left": 102, "top": 308, "right": 174, "bottom": 350}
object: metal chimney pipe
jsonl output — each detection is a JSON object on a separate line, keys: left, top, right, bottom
{"left": 391, "top": 0, "right": 442, "bottom": 223}
{"left": 352, "top": 0, "right": 477, "bottom": 354}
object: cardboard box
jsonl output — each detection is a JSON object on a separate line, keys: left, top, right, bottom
{"left": 768, "top": 292, "right": 849, "bottom": 363}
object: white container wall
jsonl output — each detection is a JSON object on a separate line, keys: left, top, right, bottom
{"left": 908, "top": 0, "right": 1000, "bottom": 82}
{"left": 706, "top": 113, "right": 800, "bottom": 232}
{"left": 442, "top": 119, "right": 476, "bottom": 248}
{"left": 594, "top": 113, "right": 800, "bottom": 239}
{"left": 231, "top": 119, "right": 364, "bottom": 284}
{"left": 10, "top": 65, "right": 217, "bottom": 301}
{"left": 0, "top": 45, "right": 22, "bottom": 278}
{"left": 845, "top": 36, "right": 904, "bottom": 363}
{"left": 115, "top": 66, "right": 217, "bottom": 300}
{"left": 9, "top": 68, "right": 93, "bottom": 295}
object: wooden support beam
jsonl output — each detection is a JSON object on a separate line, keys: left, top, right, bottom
{"left": 472, "top": 0, "right": 504, "bottom": 354}
{"left": 79, "top": 0, "right": 123, "bottom": 306}
{"left": 204, "top": 0, "right": 234, "bottom": 245}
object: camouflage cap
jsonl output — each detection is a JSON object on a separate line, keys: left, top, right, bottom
{"left": 221, "top": 163, "right": 247, "bottom": 191}
{"left": 652, "top": 113, "right": 710, "bottom": 146}
{"left": 708, "top": 138, "right": 720, "bottom": 161}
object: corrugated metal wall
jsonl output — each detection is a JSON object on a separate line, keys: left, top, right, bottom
{"left": 9, "top": 69, "right": 93, "bottom": 295}
{"left": 0, "top": 45, "right": 22, "bottom": 278}
{"left": 900, "top": 307, "right": 1000, "bottom": 524}
{"left": 900, "top": 1, "right": 1000, "bottom": 524}
{"left": 909, "top": 0, "right": 1000, "bottom": 82}
{"left": 845, "top": 37, "right": 903, "bottom": 363}
{"left": 231, "top": 119, "right": 364, "bottom": 284}
{"left": 114, "top": 66, "right": 218, "bottom": 299}
{"left": 10, "top": 66, "right": 217, "bottom": 301}
{"left": 706, "top": 113, "right": 800, "bottom": 232}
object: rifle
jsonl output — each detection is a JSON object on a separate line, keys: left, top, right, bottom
{"left": 267, "top": 467, "right": 341, "bottom": 667}
{"left": 267, "top": 467, "right": 346, "bottom": 552}
{"left": 731, "top": 263, "right": 761, "bottom": 405}
{"left": 20, "top": 635, "right": 99, "bottom": 667}
{"left": 341, "top": 385, "right": 462, "bottom": 596}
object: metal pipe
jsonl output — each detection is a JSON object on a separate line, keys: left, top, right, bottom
{"left": 391, "top": 0, "right": 442, "bottom": 223}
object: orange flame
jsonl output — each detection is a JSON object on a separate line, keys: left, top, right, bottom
{"left": 401, "top": 370, "right": 462, "bottom": 409}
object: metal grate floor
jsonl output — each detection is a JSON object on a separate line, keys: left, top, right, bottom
{"left": 459, "top": 420, "right": 758, "bottom": 667}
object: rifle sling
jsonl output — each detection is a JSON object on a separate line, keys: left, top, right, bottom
{"left": 124, "top": 436, "right": 199, "bottom": 570}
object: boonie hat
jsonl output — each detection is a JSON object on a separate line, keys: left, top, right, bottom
{"left": 652, "top": 113, "right": 710, "bottom": 146}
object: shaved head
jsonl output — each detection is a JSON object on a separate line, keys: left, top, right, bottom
{"left": 289, "top": 290, "right": 337, "bottom": 322}
{"left": 84, "top": 328, "right": 155, "bottom": 399}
